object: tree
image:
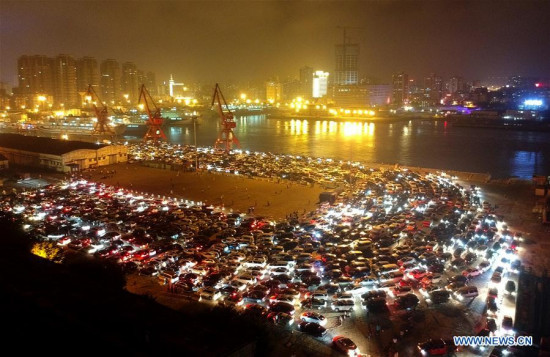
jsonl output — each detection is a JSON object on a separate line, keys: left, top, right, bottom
{"left": 31, "top": 241, "right": 63, "bottom": 263}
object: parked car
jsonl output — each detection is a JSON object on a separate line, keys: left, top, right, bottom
{"left": 448, "top": 274, "right": 468, "bottom": 284}
{"left": 243, "top": 290, "right": 266, "bottom": 304}
{"left": 298, "top": 321, "right": 327, "bottom": 337}
{"left": 301, "top": 298, "right": 327, "bottom": 310}
{"left": 198, "top": 287, "right": 221, "bottom": 301}
{"left": 454, "top": 286, "right": 479, "bottom": 300}
{"left": 332, "top": 299, "right": 355, "bottom": 312}
{"left": 417, "top": 339, "right": 447, "bottom": 356}
{"left": 408, "top": 268, "right": 427, "bottom": 280}
{"left": 487, "top": 318, "right": 497, "bottom": 333}
{"left": 363, "top": 297, "right": 390, "bottom": 314}
{"left": 333, "top": 336, "right": 359, "bottom": 356}
{"left": 478, "top": 260, "right": 491, "bottom": 272}
{"left": 486, "top": 296, "right": 499, "bottom": 315}
{"left": 505, "top": 280, "right": 516, "bottom": 294}
{"left": 243, "top": 304, "right": 268, "bottom": 318}
{"left": 462, "top": 268, "right": 482, "bottom": 278}
{"left": 362, "top": 290, "right": 387, "bottom": 301}
{"left": 446, "top": 281, "right": 466, "bottom": 291}
{"left": 429, "top": 289, "right": 451, "bottom": 304}
{"left": 267, "top": 312, "right": 293, "bottom": 327}
{"left": 394, "top": 293, "right": 419, "bottom": 310}
{"left": 300, "top": 311, "right": 327, "bottom": 326}
{"left": 332, "top": 292, "right": 354, "bottom": 301}
{"left": 487, "top": 287, "right": 499, "bottom": 299}
{"left": 269, "top": 301, "right": 295, "bottom": 315}
{"left": 490, "top": 272, "right": 502, "bottom": 286}
{"left": 502, "top": 316, "right": 514, "bottom": 333}
{"left": 421, "top": 273, "right": 442, "bottom": 286}
{"left": 392, "top": 285, "right": 413, "bottom": 297}
{"left": 307, "top": 290, "right": 329, "bottom": 300}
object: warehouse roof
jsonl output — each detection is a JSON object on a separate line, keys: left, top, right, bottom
{"left": 0, "top": 134, "right": 107, "bottom": 156}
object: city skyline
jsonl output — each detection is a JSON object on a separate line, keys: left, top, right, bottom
{"left": 1, "top": 1, "right": 550, "bottom": 86}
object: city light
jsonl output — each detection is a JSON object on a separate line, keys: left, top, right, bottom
{"left": 523, "top": 99, "right": 543, "bottom": 106}
{"left": 2, "top": 3, "right": 548, "bottom": 355}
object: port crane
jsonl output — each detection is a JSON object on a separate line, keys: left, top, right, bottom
{"left": 86, "top": 84, "right": 113, "bottom": 135}
{"left": 138, "top": 84, "right": 166, "bottom": 141}
{"left": 211, "top": 83, "right": 240, "bottom": 152}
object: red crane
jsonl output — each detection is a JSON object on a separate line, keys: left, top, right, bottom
{"left": 211, "top": 83, "right": 240, "bottom": 152}
{"left": 138, "top": 84, "right": 166, "bottom": 141}
{"left": 86, "top": 84, "right": 113, "bottom": 135}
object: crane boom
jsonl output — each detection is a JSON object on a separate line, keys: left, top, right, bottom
{"left": 138, "top": 84, "right": 166, "bottom": 142}
{"left": 86, "top": 84, "right": 113, "bottom": 135}
{"left": 211, "top": 83, "right": 240, "bottom": 152}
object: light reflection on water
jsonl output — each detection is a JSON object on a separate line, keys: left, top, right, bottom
{"left": 138, "top": 115, "right": 549, "bottom": 179}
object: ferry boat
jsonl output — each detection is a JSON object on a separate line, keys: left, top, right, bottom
{"left": 9, "top": 116, "right": 126, "bottom": 137}
{"left": 162, "top": 107, "right": 202, "bottom": 125}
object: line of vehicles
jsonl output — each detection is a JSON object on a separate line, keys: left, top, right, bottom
{"left": 4, "top": 151, "right": 526, "bottom": 355}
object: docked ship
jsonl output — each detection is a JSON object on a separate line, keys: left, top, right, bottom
{"left": 4, "top": 115, "right": 127, "bottom": 139}
{"left": 448, "top": 110, "right": 550, "bottom": 132}
{"left": 115, "top": 107, "right": 202, "bottom": 137}
{"left": 162, "top": 107, "right": 202, "bottom": 125}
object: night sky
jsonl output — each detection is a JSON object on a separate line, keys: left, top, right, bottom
{"left": 1, "top": 1, "right": 549, "bottom": 85}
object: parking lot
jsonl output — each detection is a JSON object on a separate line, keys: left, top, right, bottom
{"left": 1, "top": 142, "right": 528, "bottom": 356}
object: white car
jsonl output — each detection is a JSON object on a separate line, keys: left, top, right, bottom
{"left": 199, "top": 287, "right": 221, "bottom": 301}
{"left": 271, "top": 267, "right": 290, "bottom": 276}
{"left": 332, "top": 300, "right": 355, "bottom": 312}
{"left": 300, "top": 311, "right": 327, "bottom": 326}
{"left": 347, "top": 285, "right": 368, "bottom": 296}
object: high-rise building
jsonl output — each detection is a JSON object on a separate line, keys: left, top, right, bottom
{"left": 312, "top": 71, "right": 329, "bottom": 98}
{"left": 121, "top": 62, "right": 139, "bottom": 104}
{"left": 299, "top": 66, "right": 313, "bottom": 98}
{"left": 100, "top": 59, "right": 121, "bottom": 104}
{"left": 447, "top": 76, "right": 463, "bottom": 94}
{"left": 365, "top": 84, "right": 392, "bottom": 106}
{"left": 392, "top": 72, "right": 409, "bottom": 106}
{"left": 145, "top": 72, "right": 157, "bottom": 96}
{"left": 54, "top": 54, "right": 78, "bottom": 108}
{"left": 424, "top": 73, "right": 443, "bottom": 105}
{"left": 265, "top": 80, "right": 282, "bottom": 103}
{"left": 335, "top": 43, "right": 359, "bottom": 85}
{"left": 17, "top": 55, "right": 55, "bottom": 98}
{"left": 76, "top": 57, "right": 99, "bottom": 94}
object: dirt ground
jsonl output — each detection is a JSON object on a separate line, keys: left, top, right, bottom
{"left": 85, "top": 163, "right": 325, "bottom": 221}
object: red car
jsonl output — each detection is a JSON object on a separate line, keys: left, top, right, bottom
{"left": 408, "top": 268, "right": 427, "bottom": 280}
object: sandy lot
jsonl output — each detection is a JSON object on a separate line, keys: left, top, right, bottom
{"left": 86, "top": 163, "right": 325, "bottom": 221}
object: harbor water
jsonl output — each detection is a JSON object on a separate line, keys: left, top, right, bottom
{"left": 123, "top": 115, "right": 550, "bottom": 179}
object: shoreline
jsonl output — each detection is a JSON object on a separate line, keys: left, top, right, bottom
{"left": 266, "top": 114, "right": 417, "bottom": 123}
